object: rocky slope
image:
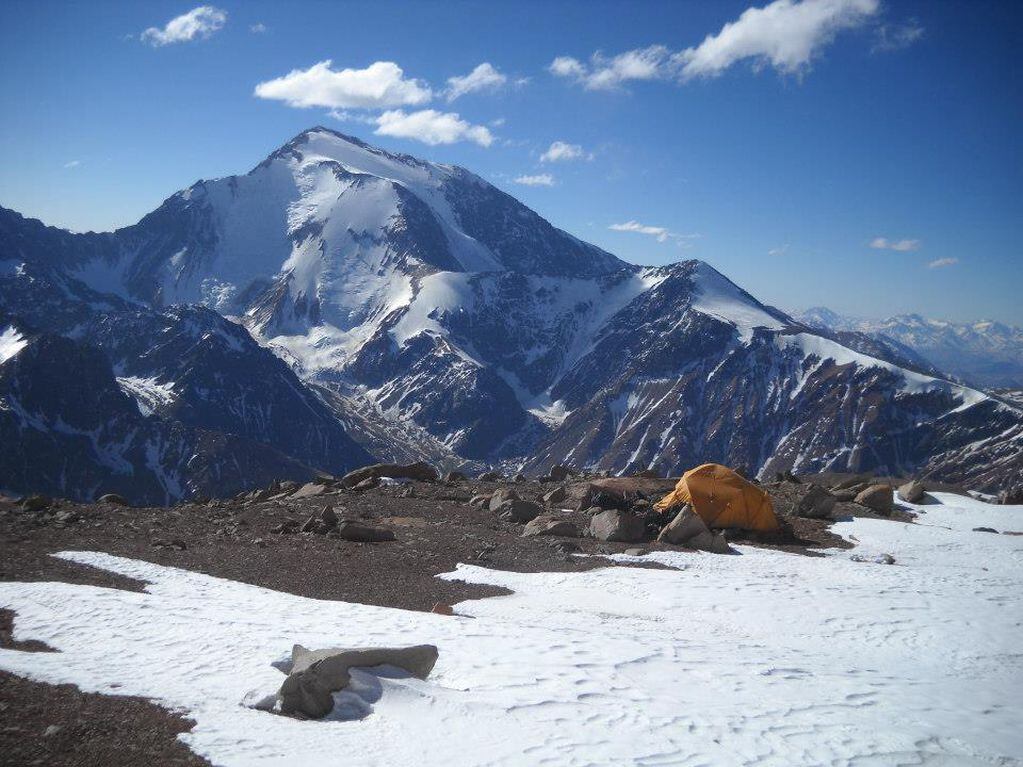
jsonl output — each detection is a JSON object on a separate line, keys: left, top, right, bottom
{"left": 1, "top": 128, "right": 1021, "bottom": 499}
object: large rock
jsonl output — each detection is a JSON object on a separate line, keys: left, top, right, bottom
{"left": 335, "top": 521, "right": 395, "bottom": 542}
{"left": 495, "top": 499, "right": 542, "bottom": 524}
{"left": 793, "top": 485, "right": 836, "bottom": 519}
{"left": 548, "top": 465, "right": 572, "bottom": 482}
{"left": 998, "top": 486, "right": 1023, "bottom": 505}
{"left": 589, "top": 509, "right": 645, "bottom": 542}
{"left": 656, "top": 506, "right": 730, "bottom": 553}
{"left": 488, "top": 488, "right": 520, "bottom": 512}
{"left": 21, "top": 495, "right": 52, "bottom": 511}
{"left": 279, "top": 643, "right": 439, "bottom": 718}
{"left": 855, "top": 484, "right": 894, "bottom": 514}
{"left": 292, "top": 482, "right": 328, "bottom": 499}
{"left": 96, "top": 493, "right": 129, "bottom": 506}
{"left": 542, "top": 486, "right": 567, "bottom": 505}
{"left": 340, "top": 462, "right": 438, "bottom": 488}
{"left": 522, "top": 515, "right": 579, "bottom": 538}
{"left": 897, "top": 480, "right": 926, "bottom": 504}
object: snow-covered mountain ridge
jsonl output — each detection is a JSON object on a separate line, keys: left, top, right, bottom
{"left": 1, "top": 128, "right": 1021, "bottom": 500}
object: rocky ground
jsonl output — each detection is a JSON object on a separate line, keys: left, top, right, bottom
{"left": 0, "top": 467, "right": 955, "bottom": 766}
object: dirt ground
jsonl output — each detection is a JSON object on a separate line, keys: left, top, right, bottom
{"left": 0, "top": 473, "right": 924, "bottom": 766}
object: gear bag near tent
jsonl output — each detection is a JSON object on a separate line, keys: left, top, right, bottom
{"left": 654, "top": 463, "right": 780, "bottom": 532}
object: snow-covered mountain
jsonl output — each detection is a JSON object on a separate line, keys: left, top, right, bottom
{"left": 797, "top": 307, "right": 1023, "bottom": 389}
{"left": 1, "top": 128, "right": 1021, "bottom": 500}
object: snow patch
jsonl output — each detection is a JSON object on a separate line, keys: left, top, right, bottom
{"left": 0, "top": 326, "right": 27, "bottom": 365}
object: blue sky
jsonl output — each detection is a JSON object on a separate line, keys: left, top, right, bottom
{"left": 1, "top": 0, "right": 1020, "bottom": 323}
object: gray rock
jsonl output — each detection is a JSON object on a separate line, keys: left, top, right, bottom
{"left": 496, "top": 499, "right": 542, "bottom": 524}
{"left": 444, "top": 471, "right": 467, "bottom": 483}
{"left": 477, "top": 471, "right": 502, "bottom": 481}
{"left": 488, "top": 488, "right": 520, "bottom": 512}
{"left": 897, "top": 480, "right": 926, "bottom": 504}
{"left": 973, "top": 526, "right": 999, "bottom": 534}
{"left": 522, "top": 515, "right": 579, "bottom": 538}
{"left": 854, "top": 484, "right": 894, "bottom": 514}
{"left": 589, "top": 509, "right": 645, "bottom": 542}
{"left": 468, "top": 493, "right": 492, "bottom": 508}
{"left": 292, "top": 483, "right": 328, "bottom": 499}
{"left": 657, "top": 505, "right": 707, "bottom": 544}
{"left": 320, "top": 505, "right": 339, "bottom": 529}
{"left": 624, "top": 547, "right": 646, "bottom": 556}
{"left": 793, "top": 485, "right": 836, "bottom": 519}
{"left": 278, "top": 669, "right": 335, "bottom": 719}
{"left": 340, "top": 462, "right": 438, "bottom": 488}
{"left": 96, "top": 493, "right": 129, "bottom": 506}
{"left": 542, "top": 486, "right": 567, "bottom": 505}
{"left": 548, "top": 465, "right": 572, "bottom": 482}
{"left": 336, "top": 521, "right": 395, "bottom": 542}
{"left": 21, "top": 495, "right": 51, "bottom": 512}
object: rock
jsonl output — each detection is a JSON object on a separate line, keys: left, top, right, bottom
{"left": 897, "top": 480, "right": 926, "bottom": 504}
{"left": 336, "top": 521, "right": 395, "bottom": 542}
{"left": 292, "top": 482, "right": 328, "bottom": 499}
{"left": 851, "top": 553, "right": 896, "bottom": 565}
{"left": 152, "top": 538, "right": 187, "bottom": 550}
{"left": 631, "top": 498, "right": 651, "bottom": 511}
{"left": 657, "top": 505, "right": 708, "bottom": 544}
{"left": 352, "top": 477, "right": 379, "bottom": 491}
{"left": 495, "top": 499, "right": 542, "bottom": 524}
{"left": 624, "top": 547, "right": 647, "bottom": 556}
{"left": 973, "top": 526, "right": 999, "bottom": 534}
{"left": 53, "top": 510, "right": 78, "bottom": 525}
{"left": 522, "top": 515, "right": 579, "bottom": 538}
{"left": 271, "top": 520, "right": 299, "bottom": 535}
{"left": 340, "top": 462, "right": 438, "bottom": 489}
{"left": 632, "top": 469, "right": 661, "bottom": 479}
{"left": 300, "top": 515, "right": 319, "bottom": 533}
{"left": 96, "top": 493, "right": 129, "bottom": 506}
{"left": 277, "top": 643, "right": 442, "bottom": 717}
{"left": 589, "top": 509, "right": 645, "bottom": 542}
{"left": 832, "top": 489, "right": 858, "bottom": 502}
{"left": 253, "top": 538, "right": 267, "bottom": 548}
{"left": 832, "top": 475, "right": 871, "bottom": 491}
{"left": 278, "top": 669, "right": 335, "bottom": 719}
{"left": 488, "top": 488, "right": 520, "bottom": 512}
{"left": 431, "top": 602, "right": 454, "bottom": 616}
{"left": 548, "top": 465, "right": 572, "bottom": 482}
{"left": 542, "top": 486, "right": 567, "bottom": 505}
{"left": 854, "top": 484, "right": 894, "bottom": 514}
{"left": 477, "top": 471, "right": 502, "bottom": 481}
{"left": 21, "top": 495, "right": 51, "bottom": 512}
{"left": 792, "top": 485, "right": 836, "bottom": 519}
{"left": 444, "top": 471, "right": 467, "bottom": 483}
{"left": 43, "top": 725, "right": 62, "bottom": 737}
{"left": 568, "top": 482, "right": 625, "bottom": 512}
{"left": 319, "top": 505, "right": 339, "bottom": 529}
{"left": 512, "top": 473, "right": 526, "bottom": 482}
{"left": 468, "top": 493, "right": 491, "bottom": 508}
{"left": 998, "top": 486, "right": 1023, "bottom": 505}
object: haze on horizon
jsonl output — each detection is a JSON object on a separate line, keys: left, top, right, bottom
{"left": 0, "top": 0, "right": 1019, "bottom": 325}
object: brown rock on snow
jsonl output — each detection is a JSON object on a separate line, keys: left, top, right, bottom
{"left": 855, "top": 484, "right": 894, "bottom": 514}
{"left": 897, "top": 480, "right": 926, "bottom": 504}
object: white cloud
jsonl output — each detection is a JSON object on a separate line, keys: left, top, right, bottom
{"left": 254, "top": 60, "right": 432, "bottom": 110}
{"left": 678, "top": 0, "right": 879, "bottom": 79}
{"left": 768, "top": 244, "right": 789, "bottom": 256}
{"left": 374, "top": 109, "right": 493, "bottom": 147}
{"left": 540, "top": 141, "right": 587, "bottom": 163}
{"left": 514, "top": 174, "right": 555, "bottom": 187}
{"left": 63, "top": 160, "right": 81, "bottom": 169}
{"left": 142, "top": 5, "right": 227, "bottom": 47}
{"left": 928, "top": 257, "right": 958, "bottom": 269}
{"left": 446, "top": 62, "right": 507, "bottom": 101}
{"left": 250, "top": 22, "right": 267, "bottom": 34}
{"left": 551, "top": 0, "right": 879, "bottom": 88}
{"left": 549, "top": 46, "right": 672, "bottom": 90}
{"left": 870, "top": 237, "right": 920, "bottom": 252}
{"left": 609, "top": 220, "right": 699, "bottom": 246}
{"left": 872, "top": 20, "right": 924, "bottom": 52}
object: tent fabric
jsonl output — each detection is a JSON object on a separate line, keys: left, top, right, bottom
{"left": 654, "top": 463, "right": 779, "bottom": 532}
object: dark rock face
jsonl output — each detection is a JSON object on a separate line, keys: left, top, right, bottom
{"left": 589, "top": 510, "right": 646, "bottom": 543}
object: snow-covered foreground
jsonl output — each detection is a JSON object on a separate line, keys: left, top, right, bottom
{"left": 1, "top": 493, "right": 1021, "bottom": 766}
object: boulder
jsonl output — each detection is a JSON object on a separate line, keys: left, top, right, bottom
{"left": 897, "top": 480, "right": 926, "bottom": 504}
{"left": 21, "top": 495, "right": 52, "bottom": 512}
{"left": 319, "top": 505, "right": 339, "bottom": 529}
{"left": 973, "top": 526, "right": 999, "bottom": 534}
{"left": 792, "top": 485, "right": 836, "bottom": 519}
{"left": 548, "top": 465, "right": 572, "bottom": 482}
{"left": 299, "top": 515, "right": 319, "bottom": 533}
{"left": 522, "top": 515, "right": 579, "bottom": 538}
{"left": 495, "top": 499, "right": 542, "bottom": 524}
{"left": 352, "top": 477, "right": 379, "bottom": 491}
{"left": 488, "top": 488, "right": 520, "bottom": 512}
{"left": 431, "top": 602, "right": 454, "bottom": 616}
{"left": 657, "top": 505, "right": 708, "bottom": 544}
{"left": 589, "top": 509, "right": 645, "bottom": 543}
{"left": 336, "top": 521, "right": 395, "bottom": 542}
{"left": 278, "top": 643, "right": 440, "bottom": 719}
{"left": 513, "top": 473, "right": 526, "bottom": 483}
{"left": 477, "top": 471, "right": 502, "bottom": 482}
{"left": 96, "top": 493, "right": 129, "bottom": 506}
{"left": 468, "top": 494, "right": 491, "bottom": 508}
{"left": 542, "top": 486, "right": 567, "bottom": 505}
{"left": 340, "top": 462, "right": 438, "bottom": 489}
{"left": 292, "top": 482, "right": 328, "bottom": 499}
{"left": 444, "top": 471, "right": 467, "bottom": 483}
{"left": 832, "top": 475, "right": 871, "bottom": 491}
{"left": 854, "top": 484, "right": 894, "bottom": 514}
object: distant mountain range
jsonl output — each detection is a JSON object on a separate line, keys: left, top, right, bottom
{"left": 795, "top": 308, "right": 1023, "bottom": 389}
{"left": 2, "top": 128, "right": 1021, "bottom": 502}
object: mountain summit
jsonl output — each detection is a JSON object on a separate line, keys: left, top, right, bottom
{"left": 1, "top": 130, "right": 1021, "bottom": 501}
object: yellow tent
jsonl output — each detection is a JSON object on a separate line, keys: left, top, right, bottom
{"left": 654, "top": 463, "right": 779, "bottom": 532}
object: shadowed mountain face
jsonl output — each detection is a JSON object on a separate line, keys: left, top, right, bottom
{"left": 1, "top": 128, "right": 1020, "bottom": 501}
